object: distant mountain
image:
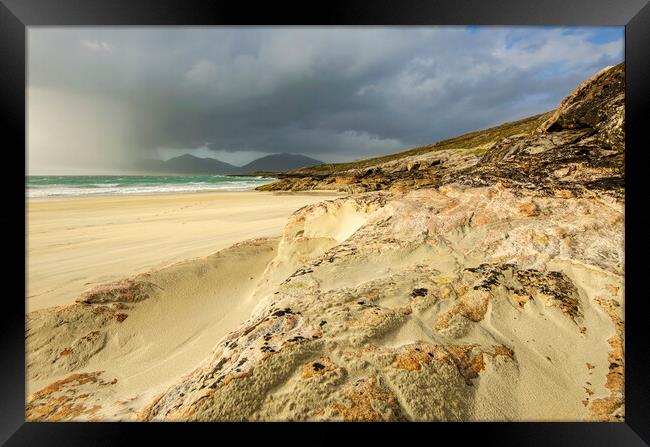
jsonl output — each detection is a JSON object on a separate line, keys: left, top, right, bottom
{"left": 165, "top": 154, "right": 241, "bottom": 174}
{"left": 239, "top": 153, "right": 323, "bottom": 173}
{"left": 134, "top": 154, "right": 241, "bottom": 175}
{"left": 132, "top": 153, "right": 323, "bottom": 175}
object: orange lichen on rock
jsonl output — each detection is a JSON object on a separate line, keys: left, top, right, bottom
{"left": 510, "top": 293, "right": 531, "bottom": 308}
{"left": 78, "top": 278, "right": 156, "bottom": 304}
{"left": 31, "top": 372, "right": 102, "bottom": 398}
{"left": 440, "top": 264, "right": 584, "bottom": 326}
{"left": 434, "top": 289, "right": 491, "bottom": 330}
{"left": 514, "top": 269, "right": 583, "bottom": 323}
{"left": 393, "top": 343, "right": 515, "bottom": 385}
{"left": 330, "top": 376, "right": 406, "bottom": 421}
{"left": 589, "top": 298, "right": 624, "bottom": 421}
{"left": 26, "top": 371, "right": 117, "bottom": 421}
{"left": 353, "top": 308, "right": 388, "bottom": 327}
{"left": 394, "top": 345, "right": 443, "bottom": 371}
{"left": 518, "top": 201, "right": 540, "bottom": 217}
{"left": 88, "top": 305, "right": 130, "bottom": 322}
{"left": 301, "top": 357, "right": 338, "bottom": 380}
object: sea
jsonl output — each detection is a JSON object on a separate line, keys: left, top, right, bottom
{"left": 26, "top": 175, "right": 276, "bottom": 199}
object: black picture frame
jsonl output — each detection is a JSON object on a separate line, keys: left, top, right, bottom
{"left": 2, "top": 0, "right": 649, "bottom": 445}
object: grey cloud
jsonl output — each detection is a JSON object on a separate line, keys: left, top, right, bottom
{"left": 27, "top": 26, "right": 623, "bottom": 171}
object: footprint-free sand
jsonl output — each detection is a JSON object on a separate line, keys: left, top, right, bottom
{"left": 27, "top": 190, "right": 340, "bottom": 311}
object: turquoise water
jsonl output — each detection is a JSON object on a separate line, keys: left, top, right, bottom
{"left": 26, "top": 175, "right": 275, "bottom": 198}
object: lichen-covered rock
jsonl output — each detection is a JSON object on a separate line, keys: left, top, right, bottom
{"left": 139, "top": 182, "right": 623, "bottom": 421}
{"left": 26, "top": 371, "right": 118, "bottom": 422}
{"left": 78, "top": 278, "right": 157, "bottom": 304}
{"left": 539, "top": 63, "right": 624, "bottom": 151}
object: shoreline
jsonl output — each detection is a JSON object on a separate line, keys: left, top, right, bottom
{"left": 26, "top": 188, "right": 345, "bottom": 203}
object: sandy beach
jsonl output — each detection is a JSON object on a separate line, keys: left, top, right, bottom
{"left": 26, "top": 190, "right": 343, "bottom": 411}
{"left": 27, "top": 190, "right": 340, "bottom": 311}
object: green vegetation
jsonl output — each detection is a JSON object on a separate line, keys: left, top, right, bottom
{"left": 296, "top": 111, "right": 553, "bottom": 174}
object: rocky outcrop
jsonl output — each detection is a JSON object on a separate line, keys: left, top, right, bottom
{"left": 26, "top": 372, "right": 119, "bottom": 422}
{"left": 539, "top": 64, "right": 624, "bottom": 150}
{"left": 139, "top": 184, "right": 623, "bottom": 421}
{"left": 448, "top": 64, "right": 624, "bottom": 199}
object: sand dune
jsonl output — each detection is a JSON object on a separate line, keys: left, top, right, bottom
{"left": 27, "top": 237, "right": 282, "bottom": 418}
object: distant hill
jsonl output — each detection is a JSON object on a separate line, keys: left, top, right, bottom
{"left": 133, "top": 154, "right": 241, "bottom": 175}
{"left": 259, "top": 62, "right": 625, "bottom": 195}
{"left": 239, "top": 153, "right": 323, "bottom": 173}
{"left": 133, "top": 153, "right": 323, "bottom": 175}
{"left": 286, "top": 113, "right": 551, "bottom": 175}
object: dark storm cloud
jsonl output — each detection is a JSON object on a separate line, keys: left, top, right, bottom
{"left": 27, "top": 26, "right": 623, "bottom": 170}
